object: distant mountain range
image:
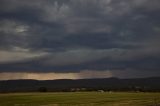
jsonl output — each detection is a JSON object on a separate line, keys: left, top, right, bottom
{"left": 0, "top": 77, "right": 160, "bottom": 92}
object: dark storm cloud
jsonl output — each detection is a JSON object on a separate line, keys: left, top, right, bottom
{"left": 0, "top": 0, "right": 160, "bottom": 78}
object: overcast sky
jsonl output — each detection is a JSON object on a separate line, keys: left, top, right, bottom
{"left": 0, "top": 0, "right": 160, "bottom": 80}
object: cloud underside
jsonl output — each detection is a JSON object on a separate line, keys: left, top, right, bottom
{"left": 0, "top": 0, "right": 160, "bottom": 78}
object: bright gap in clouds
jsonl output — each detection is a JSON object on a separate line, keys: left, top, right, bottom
{"left": 0, "top": 70, "right": 112, "bottom": 80}
{"left": 0, "top": 70, "right": 159, "bottom": 80}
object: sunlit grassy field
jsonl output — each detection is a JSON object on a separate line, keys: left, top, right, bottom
{"left": 0, "top": 92, "right": 160, "bottom": 106}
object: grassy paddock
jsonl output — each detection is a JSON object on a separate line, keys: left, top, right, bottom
{"left": 0, "top": 92, "right": 160, "bottom": 106}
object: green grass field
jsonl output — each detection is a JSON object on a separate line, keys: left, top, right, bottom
{"left": 0, "top": 92, "right": 160, "bottom": 106}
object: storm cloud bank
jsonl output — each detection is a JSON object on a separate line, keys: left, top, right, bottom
{"left": 0, "top": 0, "right": 160, "bottom": 79}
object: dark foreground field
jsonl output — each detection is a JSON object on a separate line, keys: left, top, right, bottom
{"left": 0, "top": 92, "right": 160, "bottom": 106}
